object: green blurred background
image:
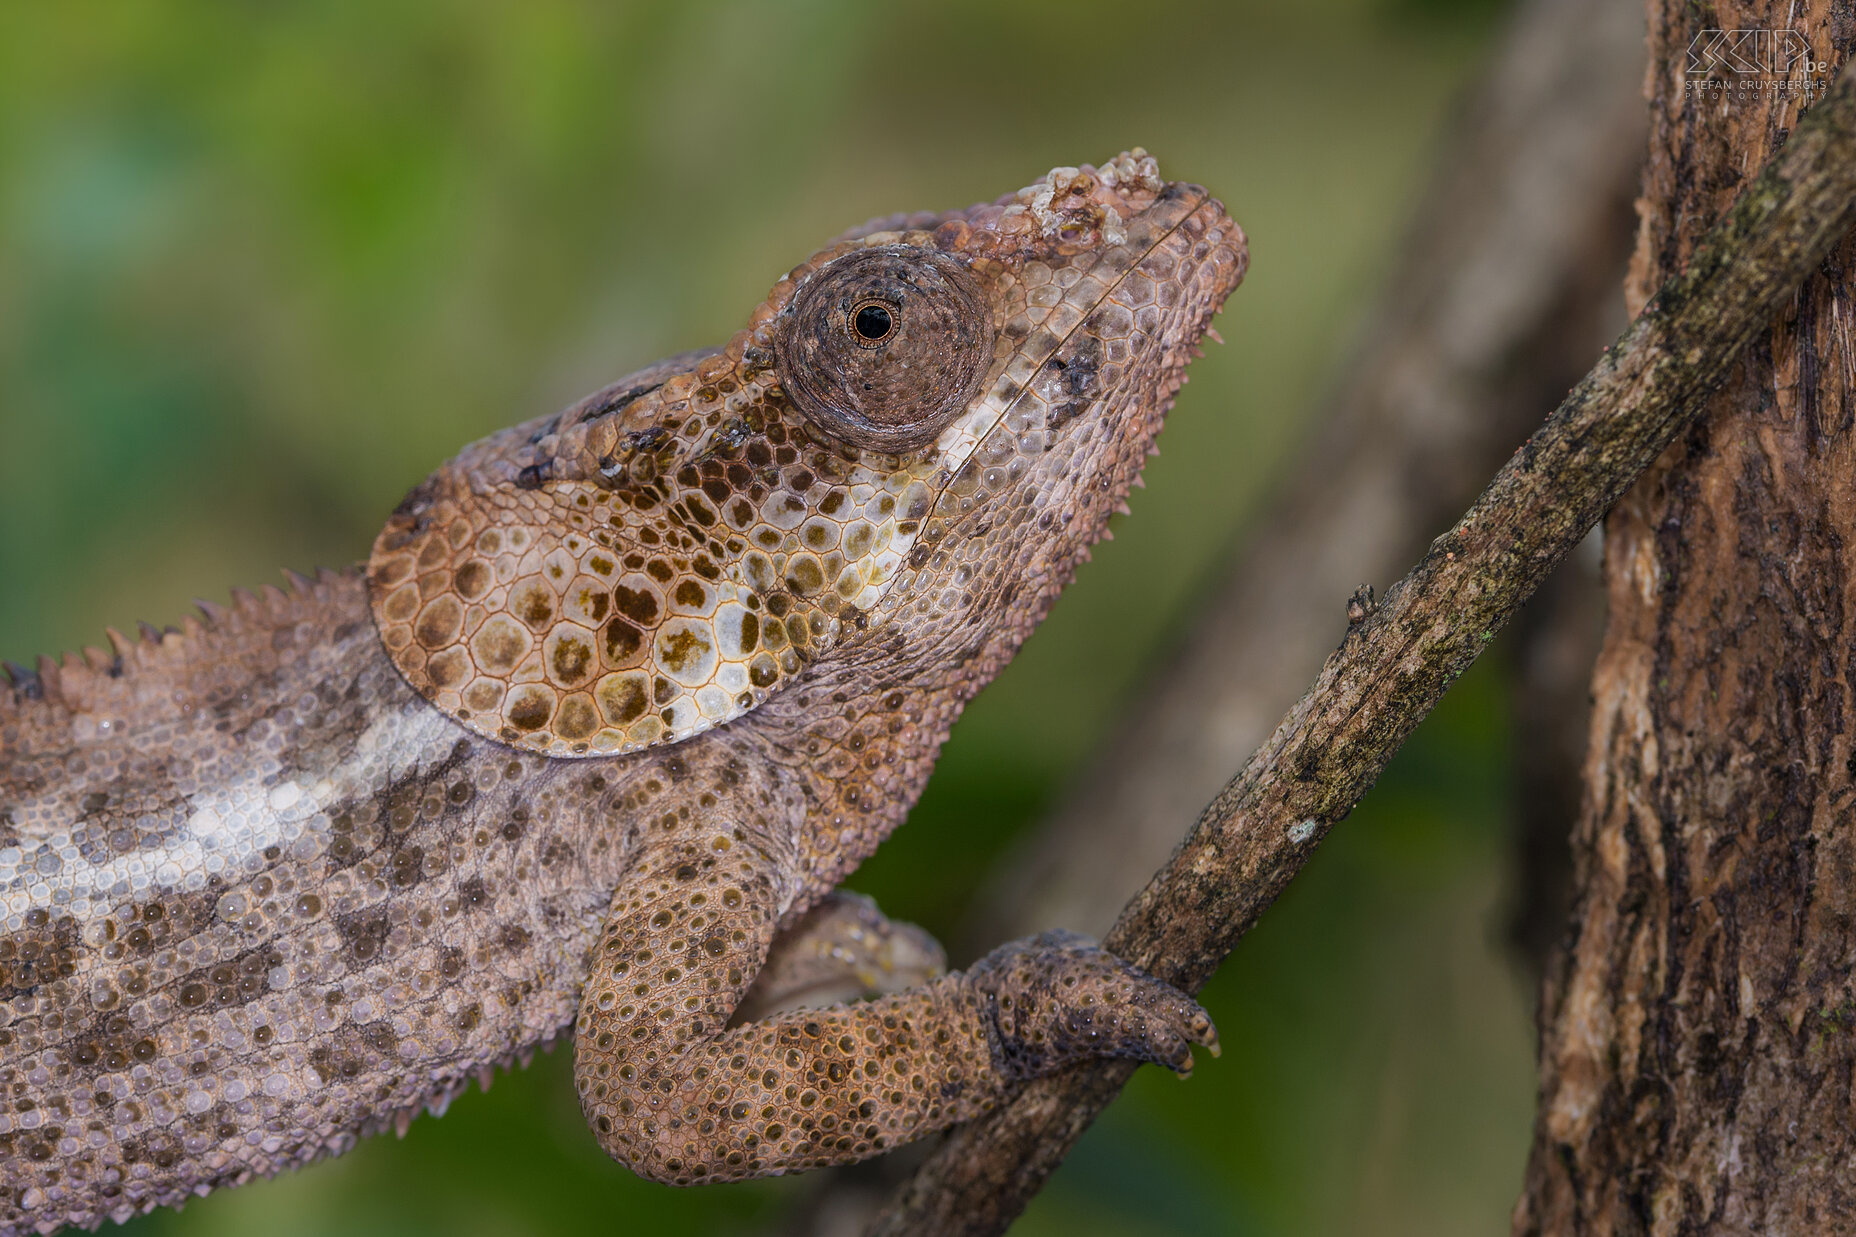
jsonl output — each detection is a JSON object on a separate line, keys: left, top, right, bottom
{"left": 0, "top": 1, "right": 1535, "bottom": 1233}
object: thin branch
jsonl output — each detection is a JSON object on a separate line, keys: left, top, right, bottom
{"left": 868, "top": 60, "right": 1856, "bottom": 1237}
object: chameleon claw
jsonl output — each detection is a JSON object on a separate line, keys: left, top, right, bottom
{"left": 1189, "top": 1010, "right": 1221, "bottom": 1057}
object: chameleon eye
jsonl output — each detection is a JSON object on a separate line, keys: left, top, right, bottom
{"left": 775, "top": 245, "right": 995, "bottom": 453}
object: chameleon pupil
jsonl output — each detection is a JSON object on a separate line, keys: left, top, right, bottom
{"left": 852, "top": 303, "right": 893, "bottom": 343}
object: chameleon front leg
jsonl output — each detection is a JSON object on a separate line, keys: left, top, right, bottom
{"left": 574, "top": 840, "right": 1216, "bottom": 1184}
{"left": 735, "top": 891, "right": 945, "bottom": 1022}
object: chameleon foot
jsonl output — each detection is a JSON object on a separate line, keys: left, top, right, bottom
{"left": 968, "top": 930, "right": 1219, "bottom": 1080}
{"left": 576, "top": 848, "right": 1219, "bottom": 1184}
{"left": 735, "top": 890, "right": 946, "bottom": 1022}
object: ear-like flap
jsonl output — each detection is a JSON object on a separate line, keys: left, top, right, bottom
{"left": 368, "top": 455, "right": 846, "bottom": 757}
{"left": 368, "top": 246, "right": 967, "bottom": 759}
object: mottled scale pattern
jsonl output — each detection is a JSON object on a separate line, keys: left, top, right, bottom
{"left": 0, "top": 575, "right": 618, "bottom": 1233}
{"left": 0, "top": 150, "right": 1245, "bottom": 1232}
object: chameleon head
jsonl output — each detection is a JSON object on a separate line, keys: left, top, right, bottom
{"left": 369, "top": 150, "right": 1247, "bottom": 756}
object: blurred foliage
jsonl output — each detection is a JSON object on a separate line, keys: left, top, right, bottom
{"left": 0, "top": 1, "right": 1530, "bottom": 1234}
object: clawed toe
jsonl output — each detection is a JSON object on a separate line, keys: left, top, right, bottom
{"left": 1188, "top": 1009, "right": 1220, "bottom": 1056}
{"left": 970, "top": 933, "right": 1218, "bottom": 1082}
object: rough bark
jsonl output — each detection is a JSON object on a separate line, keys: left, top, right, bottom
{"left": 873, "top": 59, "right": 1856, "bottom": 1237}
{"left": 970, "top": 0, "right": 1645, "bottom": 947}
{"left": 1518, "top": 5, "right": 1856, "bottom": 1234}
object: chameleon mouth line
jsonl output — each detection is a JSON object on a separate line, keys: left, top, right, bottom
{"left": 959, "top": 186, "right": 1212, "bottom": 456}
{"left": 927, "top": 187, "right": 1217, "bottom": 549}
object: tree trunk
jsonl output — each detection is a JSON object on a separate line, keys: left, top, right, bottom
{"left": 1519, "top": 5, "right": 1856, "bottom": 1233}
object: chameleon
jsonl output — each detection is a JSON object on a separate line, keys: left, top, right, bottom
{"left": 0, "top": 149, "right": 1246, "bottom": 1233}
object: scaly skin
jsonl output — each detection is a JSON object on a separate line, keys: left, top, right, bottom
{"left": 0, "top": 151, "right": 1245, "bottom": 1231}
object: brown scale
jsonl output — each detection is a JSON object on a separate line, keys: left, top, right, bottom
{"left": 0, "top": 151, "right": 1245, "bottom": 1231}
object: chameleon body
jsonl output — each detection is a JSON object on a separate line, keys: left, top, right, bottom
{"left": 0, "top": 151, "right": 1245, "bottom": 1232}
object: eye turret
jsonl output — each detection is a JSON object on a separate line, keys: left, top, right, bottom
{"left": 775, "top": 245, "right": 995, "bottom": 454}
